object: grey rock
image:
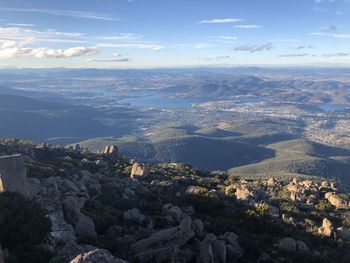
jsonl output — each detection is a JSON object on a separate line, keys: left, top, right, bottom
{"left": 63, "top": 197, "right": 97, "bottom": 239}
{"left": 162, "top": 203, "right": 183, "bottom": 223}
{"left": 279, "top": 237, "right": 296, "bottom": 252}
{"left": 0, "top": 154, "right": 30, "bottom": 198}
{"left": 131, "top": 216, "right": 195, "bottom": 255}
{"left": 123, "top": 208, "right": 146, "bottom": 225}
{"left": 130, "top": 163, "right": 148, "bottom": 179}
{"left": 69, "top": 249, "right": 128, "bottom": 263}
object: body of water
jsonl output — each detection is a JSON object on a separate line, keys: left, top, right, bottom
{"left": 319, "top": 103, "right": 349, "bottom": 112}
{"left": 122, "top": 94, "right": 265, "bottom": 109}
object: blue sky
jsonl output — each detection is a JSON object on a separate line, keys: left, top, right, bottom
{"left": 0, "top": 0, "right": 349, "bottom": 68}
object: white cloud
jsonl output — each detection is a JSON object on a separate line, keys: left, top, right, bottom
{"left": 234, "top": 25, "right": 262, "bottom": 29}
{"left": 315, "top": 0, "right": 335, "bottom": 3}
{"left": 87, "top": 58, "right": 130, "bottom": 62}
{"left": 0, "top": 26, "right": 86, "bottom": 44}
{"left": 278, "top": 53, "right": 309, "bottom": 57}
{"left": 95, "top": 34, "right": 141, "bottom": 41}
{"left": 0, "top": 7, "right": 116, "bottom": 21}
{"left": 97, "top": 43, "right": 163, "bottom": 50}
{"left": 0, "top": 40, "right": 18, "bottom": 49}
{"left": 209, "top": 36, "right": 237, "bottom": 40}
{"left": 310, "top": 32, "right": 350, "bottom": 39}
{"left": 233, "top": 43, "right": 273, "bottom": 52}
{"left": 322, "top": 52, "right": 349, "bottom": 58}
{"left": 198, "top": 18, "right": 242, "bottom": 24}
{"left": 6, "top": 23, "right": 35, "bottom": 27}
{"left": 0, "top": 46, "right": 97, "bottom": 59}
{"left": 194, "top": 43, "right": 212, "bottom": 49}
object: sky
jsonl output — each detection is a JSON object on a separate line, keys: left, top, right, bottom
{"left": 0, "top": 0, "right": 349, "bottom": 68}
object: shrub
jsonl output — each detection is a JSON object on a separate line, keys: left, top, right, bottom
{"left": 0, "top": 192, "right": 52, "bottom": 263}
{"left": 315, "top": 200, "right": 333, "bottom": 212}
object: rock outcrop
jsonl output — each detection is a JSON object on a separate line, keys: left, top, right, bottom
{"left": 337, "top": 227, "right": 350, "bottom": 241}
{"left": 63, "top": 196, "right": 97, "bottom": 239}
{"left": 123, "top": 208, "right": 146, "bottom": 225}
{"left": 131, "top": 216, "right": 195, "bottom": 262}
{"left": 318, "top": 218, "right": 334, "bottom": 237}
{"left": 102, "top": 145, "right": 118, "bottom": 156}
{"left": 325, "top": 192, "right": 348, "bottom": 209}
{"left": 70, "top": 249, "right": 128, "bottom": 263}
{"left": 0, "top": 154, "right": 30, "bottom": 198}
{"left": 279, "top": 237, "right": 309, "bottom": 254}
{"left": 130, "top": 163, "right": 148, "bottom": 179}
{"left": 197, "top": 232, "right": 243, "bottom": 263}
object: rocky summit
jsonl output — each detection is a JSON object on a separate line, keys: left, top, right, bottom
{"left": 0, "top": 138, "right": 349, "bottom": 263}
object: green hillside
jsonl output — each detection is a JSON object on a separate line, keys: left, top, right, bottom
{"left": 229, "top": 139, "right": 350, "bottom": 184}
{"left": 77, "top": 135, "right": 274, "bottom": 171}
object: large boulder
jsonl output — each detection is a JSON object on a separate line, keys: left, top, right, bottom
{"left": 50, "top": 241, "right": 90, "bottom": 263}
{"left": 337, "top": 227, "right": 350, "bottom": 241}
{"left": 162, "top": 203, "right": 184, "bottom": 223}
{"left": 130, "top": 163, "right": 148, "bottom": 179}
{"left": 222, "top": 232, "right": 243, "bottom": 260}
{"left": 131, "top": 216, "right": 195, "bottom": 260}
{"left": 266, "top": 178, "right": 276, "bottom": 187}
{"left": 279, "top": 238, "right": 309, "bottom": 254}
{"left": 69, "top": 249, "right": 128, "bottom": 263}
{"left": 318, "top": 218, "right": 334, "bottom": 237}
{"left": 325, "top": 192, "right": 348, "bottom": 209}
{"left": 279, "top": 237, "right": 296, "bottom": 252}
{"left": 63, "top": 197, "right": 97, "bottom": 239}
{"left": 102, "top": 145, "right": 119, "bottom": 156}
{"left": 234, "top": 185, "right": 252, "bottom": 201}
{"left": 197, "top": 232, "right": 243, "bottom": 263}
{"left": 0, "top": 154, "right": 30, "bottom": 198}
{"left": 123, "top": 208, "right": 146, "bottom": 225}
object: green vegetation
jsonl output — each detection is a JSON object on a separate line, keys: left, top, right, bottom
{"left": 0, "top": 192, "right": 51, "bottom": 263}
{"left": 229, "top": 139, "right": 350, "bottom": 184}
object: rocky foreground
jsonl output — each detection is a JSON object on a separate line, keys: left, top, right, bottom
{"left": 0, "top": 138, "right": 350, "bottom": 263}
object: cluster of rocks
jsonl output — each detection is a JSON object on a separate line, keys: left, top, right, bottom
{"left": 1, "top": 139, "right": 350, "bottom": 263}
